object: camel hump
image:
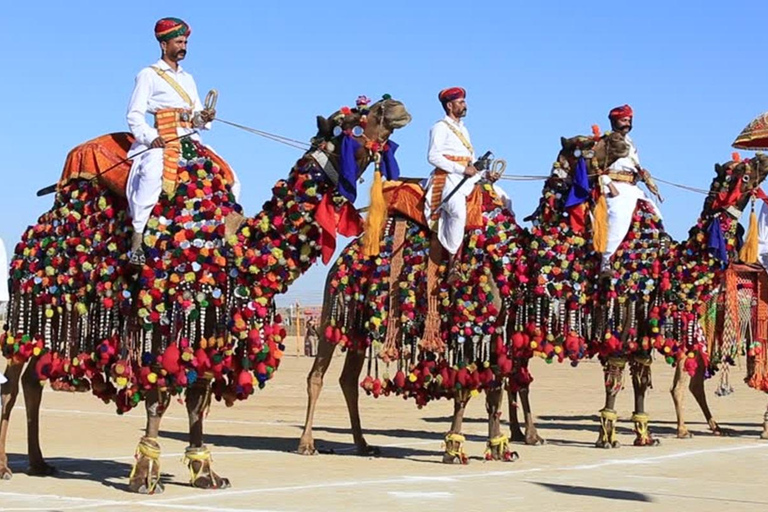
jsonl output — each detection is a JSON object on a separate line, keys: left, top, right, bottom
{"left": 58, "top": 132, "right": 135, "bottom": 196}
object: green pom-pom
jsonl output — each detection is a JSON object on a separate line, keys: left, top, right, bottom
{"left": 382, "top": 93, "right": 391, "bottom": 100}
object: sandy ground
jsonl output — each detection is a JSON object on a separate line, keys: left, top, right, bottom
{"left": 1, "top": 338, "right": 768, "bottom": 512}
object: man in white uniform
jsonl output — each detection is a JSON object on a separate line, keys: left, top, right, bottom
{"left": 126, "top": 17, "right": 240, "bottom": 265}
{"left": 423, "top": 87, "right": 512, "bottom": 268}
{"left": 600, "top": 104, "right": 663, "bottom": 269}
{"left": 757, "top": 200, "right": 768, "bottom": 269}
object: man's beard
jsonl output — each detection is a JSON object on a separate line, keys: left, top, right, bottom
{"left": 458, "top": 107, "right": 467, "bottom": 117}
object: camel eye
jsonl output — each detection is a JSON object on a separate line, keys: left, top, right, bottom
{"left": 351, "top": 126, "right": 364, "bottom": 137}
{"left": 742, "top": 174, "right": 751, "bottom": 183}
{"left": 332, "top": 126, "right": 343, "bottom": 137}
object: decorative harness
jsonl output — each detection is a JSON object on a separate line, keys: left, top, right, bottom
{"left": 150, "top": 66, "right": 196, "bottom": 196}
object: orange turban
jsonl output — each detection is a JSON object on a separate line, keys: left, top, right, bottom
{"left": 609, "top": 104, "right": 634, "bottom": 120}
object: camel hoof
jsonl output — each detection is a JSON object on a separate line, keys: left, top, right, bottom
{"left": 0, "top": 469, "right": 12, "bottom": 481}
{"left": 442, "top": 453, "right": 468, "bottom": 465}
{"left": 297, "top": 444, "right": 318, "bottom": 456}
{"left": 634, "top": 438, "right": 661, "bottom": 447}
{"left": 711, "top": 425, "right": 734, "bottom": 437}
{"left": 525, "top": 435, "right": 546, "bottom": 446}
{"left": 137, "top": 481, "right": 165, "bottom": 495}
{"left": 676, "top": 430, "right": 694, "bottom": 439}
{"left": 596, "top": 440, "right": 620, "bottom": 449}
{"left": 760, "top": 431, "right": 768, "bottom": 440}
{"left": 192, "top": 474, "right": 231, "bottom": 490}
{"left": 356, "top": 445, "right": 381, "bottom": 457}
{"left": 27, "top": 462, "right": 56, "bottom": 477}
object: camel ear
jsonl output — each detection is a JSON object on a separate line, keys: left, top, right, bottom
{"left": 560, "top": 136, "right": 568, "bottom": 149}
{"left": 714, "top": 163, "right": 723, "bottom": 177}
{"left": 316, "top": 116, "right": 332, "bottom": 138}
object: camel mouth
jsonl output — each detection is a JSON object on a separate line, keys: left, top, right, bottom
{"left": 382, "top": 101, "right": 412, "bottom": 131}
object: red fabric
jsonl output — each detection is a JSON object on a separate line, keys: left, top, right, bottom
{"left": 609, "top": 104, "right": 633, "bottom": 119}
{"left": 567, "top": 202, "right": 587, "bottom": 233}
{"left": 438, "top": 87, "right": 466, "bottom": 104}
{"left": 315, "top": 194, "right": 363, "bottom": 264}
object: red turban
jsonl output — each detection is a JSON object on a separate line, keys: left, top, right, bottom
{"left": 154, "top": 17, "right": 191, "bottom": 42}
{"left": 438, "top": 87, "right": 466, "bottom": 105}
{"left": 609, "top": 104, "right": 634, "bottom": 120}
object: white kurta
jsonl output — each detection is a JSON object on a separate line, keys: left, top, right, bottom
{"left": 125, "top": 59, "right": 240, "bottom": 233}
{"left": 423, "top": 116, "right": 512, "bottom": 255}
{"left": 757, "top": 200, "right": 768, "bottom": 269}
{"left": 602, "top": 134, "right": 663, "bottom": 267}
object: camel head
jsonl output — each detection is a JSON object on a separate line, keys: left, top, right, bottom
{"left": 703, "top": 153, "right": 768, "bottom": 218}
{"left": 555, "top": 132, "right": 630, "bottom": 178}
{"left": 312, "top": 96, "right": 412, "bottom": 184}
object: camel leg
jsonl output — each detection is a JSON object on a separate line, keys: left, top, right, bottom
{"left": 184, "top": 381, "right": 230, "bottom": 489}
{"left": 518, "top": 385, "right": 545, "bottom": 445}
{"left": 128, "top": 388, "right": 169, "bottom": 494}
{"left": 0, "top": 363, "right": 24, "bottom": 480}
{"left": 596, "top": 358, "right": 624, "bottom": 449}
{"left": 338, "top": 348, "right": 378, "bottom": 455}
{"left": 21, "top": 358, "right": 54, "bottom": 476}
{"left": 507, "top": 386, "right": 525, "bottom": 442}
{"left": 689, "top": 354, "right": 729, "bottom": 436}
{"left": 630, "top": 357, "right": 659, "bottom": 446}
{"left": 484, "top": 387, "right": 518, "bottom": 461}
{"left": 298, "top": 337, "right": 338, "bottom": 455}
{"left": 671, "top": 361, "right": 692, "bottom": 438}
{"left": 761, "top": 401, "right": 768, "bottom": 440}
{"left": 443, "top": 391, "right": 470, "bottom": 464}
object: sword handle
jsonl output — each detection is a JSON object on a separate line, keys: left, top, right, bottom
{"left": 205, "top": 89, "right": 218, "bottom": 111}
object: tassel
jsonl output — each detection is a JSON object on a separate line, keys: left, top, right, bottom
{"left": 732, "top": 152, "right": 741, "bottom": 163}
{"left": 363, "top": 164, "right": 386, "bottom": 257}
{"left": 592, "top": 193, "right": 608, "bottom": 253}
{"left": 740, "top": 200, "right": 759, "bottom": 263}
{"left": 591, "top": 124, "right": 601, "bottom": 140}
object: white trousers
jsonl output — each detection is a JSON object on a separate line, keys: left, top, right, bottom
{"left": 126, "top": 148, "right": 241, "bottom": 234}
{"left": 428, "top": 182, "right": 514, "bottom": 256}
{"left": 602, "top": 182, "right": 663, "bottom": 267}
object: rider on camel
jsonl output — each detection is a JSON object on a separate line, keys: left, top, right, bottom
{"left": 423, "top": 87, "right": 512, "bottom": 274}
{"left": 126, "top": 17, "right": 241, "bottom": 266}
{"left": 600, "top": 104, "right": 663, "bottom": 270}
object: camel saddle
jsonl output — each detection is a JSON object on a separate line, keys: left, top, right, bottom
{"left": 382, "top": 179, "right": 503, "bottom": 230}
{"left": 57, "top": 132, "right": 236, "bottom": 197}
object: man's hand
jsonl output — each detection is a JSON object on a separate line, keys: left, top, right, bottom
{"left": 488, "top": 170, "right": 502, "bottom": 182}
{"left": 150, "top": 137, "right": 166, "bottom": 149}
{"left": 464, "top": 165, "right": 478, "bottom": 177}
{"left": 200, "top": 108, "right": 216, "bottom": 124}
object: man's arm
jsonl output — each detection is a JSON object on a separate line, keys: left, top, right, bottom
{"left": 126, "top": 69, "right": 160, "bottom": 146}
{"left": 427, "top": 123, "right": 471, "bottom": 175}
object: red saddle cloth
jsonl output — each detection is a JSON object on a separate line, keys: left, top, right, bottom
{"left": 382, "top": 180, "right": 499, "bottom": 230}
{"left": 57, "top": 132, "right": 236, "bottom": 197}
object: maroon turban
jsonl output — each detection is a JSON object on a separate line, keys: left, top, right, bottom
{"left": 438, "top": 87, "right": 466, "bottom": 105}
{"left": 609, "top": 104, "right": 634, "bottom": 120}
{"left": 155, "top": 17, "right": 191, "bottom": 42}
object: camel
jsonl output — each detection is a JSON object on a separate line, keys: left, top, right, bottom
{"left": 298, "top": 176, "right": 529, "bottom": 463}
{"left": 0, "top": 97, "right": 411, "bottom": 491}
{"left": 506, "top": 140, "right": 768, "bottom": 448}
{"left": 672, "top": 262, "right": 768, "bottom": 439}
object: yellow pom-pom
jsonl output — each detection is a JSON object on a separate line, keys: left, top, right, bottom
{"left": 147, "top": 372, "right": 158, "bottom": 384}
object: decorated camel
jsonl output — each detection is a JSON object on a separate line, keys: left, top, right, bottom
{"left": 298, "top": 168, "right": 529, "bottom": 463}
{"left": 672, "top": 261, "right": 768, "bottom": 439}
{"left": 0, "top": 96, "right": 411, "bottom": 491}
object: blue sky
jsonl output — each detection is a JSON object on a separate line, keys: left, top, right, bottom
{"left": 2, "top": 1, "right": 767, "bottom": 306}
